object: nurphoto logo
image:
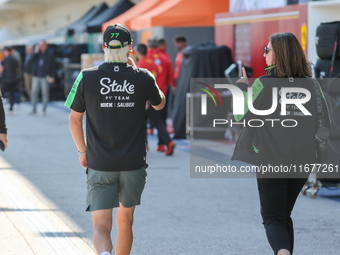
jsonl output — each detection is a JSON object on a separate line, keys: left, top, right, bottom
{"left": 197, "top": 81, "right": 310, "bottom": 128}
{"left": 198, "top": 82, "right": 311, "bottom": 116}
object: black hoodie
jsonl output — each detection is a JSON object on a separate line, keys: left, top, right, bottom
{"left": 231, "top": 71, "right": 331, "bottom": 167}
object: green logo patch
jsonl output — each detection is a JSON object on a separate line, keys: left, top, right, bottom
{"left": 111, "top": 33, "right": 119, "bottom": 38}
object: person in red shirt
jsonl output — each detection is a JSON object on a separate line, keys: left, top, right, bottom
{"left": 137, "top": 43, "right": 176, "bottom": 156}
{"left": 136, "top": 44, "right": 158, "bottom": 78}
{"left": 157, "top": 38, "right": 171, "bottom": 61}
{"left": 157, "top": 38, "right": 176, "bottom": 95}
{"left": 136, "top": 43, "right": 158, "bottom": 150}
{"left": 146, "top": 39, "right": 176, "bottom": 155}
{"left": 147, "top": 39, "right": 175, "bottom": 97}
{"left": 157, "top": 38, "right": 176, "bottom": 133}
{"left": 173, "top": 35, "right": 187, "bottom": 80}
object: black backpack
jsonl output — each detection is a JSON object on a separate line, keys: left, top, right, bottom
{"left": 316, "top": 21, "right": 340, "bottom": 59}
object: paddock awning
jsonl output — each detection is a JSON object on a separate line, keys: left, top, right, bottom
{"left": 65, "top": 3, "right": 109, "bottom": 35}
{"left": 86, "top": 0, "right": 135, "bottom": 33}
{"left": 129, "top": 0, "right": 229, "bottom": 30}
{"left": 102, "top": 0, "right": 166, "bottom": 32}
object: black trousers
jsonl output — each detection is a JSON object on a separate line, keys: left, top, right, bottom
{"left": 149, "top": 107, "right": 171, "bottom": 146}
{"left": 256, "top": 177, "right": 308, "bottom": 255}
{"left": 2, "top": 82, "right": 16, "bottom": 111}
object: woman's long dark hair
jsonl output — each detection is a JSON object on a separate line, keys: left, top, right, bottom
{"left": 268, "top": 32, "right": 312, "bottom": 78}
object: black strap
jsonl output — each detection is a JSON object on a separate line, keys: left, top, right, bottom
{"left": 308, "top": 77, "right": 329, "bottom": 154}
{"left": 309, "top": 77, "right": 324, "bottom": 128}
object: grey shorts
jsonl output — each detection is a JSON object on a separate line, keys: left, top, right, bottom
{"left": 86, "top": 166, "right": 147, "bottom": 212}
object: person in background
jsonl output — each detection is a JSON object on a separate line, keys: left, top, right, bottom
{"left": 136, "top": 43, "right": 159, "bottom": 151}
{"left": 0, "top": 49, "right": 4, "bottom": 63}
{"left": 31, "top": 40, "right": 55, "bottom": 115}
{"left": 0, "top": 51, "right": 2, "bottom": 74}
{"left": 147, "top": 39, "right": 176, "bottom": 96}
{"left": 23, "top": 45, "right": 34, "bottom": 101}
{"left": 0, "top": 89, "right": 8, "bottom": 150}
{"left": 157, "top": 38, "right": 176, "bottom": 125}
{"left": 0, "top": 53, "right": 8, "bottom": 149}
{"left": 11, "top": 47, "right": 22, "bottom": 76}
{"left": 157, "top": 38, "right": 171, "bottom": 61}
{"left": 173, "top": 35, "right": 187, "bottom": 80}
{"left": 136, "top": 43, "right": 159, "bottom": 78}
{"left": 11, "top": 47, "right": 23, "bottom": 105}
{"left": 147, "top": 39, "right": 176, "bottom": 155}
{"left": 156, "top": 38, "right": 176, "bottom": 95}
{"left": 0, "top": 47, "right": 18, "bottom": 112}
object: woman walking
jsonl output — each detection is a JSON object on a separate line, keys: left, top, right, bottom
{"left": 232, "top": 32, "right": 331, "bottom": 255}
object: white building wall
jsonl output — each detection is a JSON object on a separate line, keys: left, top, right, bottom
{"left": 0, "top": 0, "right": 140, "bottom": 36}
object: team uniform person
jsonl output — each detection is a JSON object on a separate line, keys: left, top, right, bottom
{"left": 65, "top": 24, "right": 165, "bottom": 255}
{"left": 136, "top": 43, "right": 159, "bottom": 150}
{"left": 146, "top": 39, "right": 176, "bottom": 155}
{"left": 173, "top": 35, "right": 186, "bottom": 80}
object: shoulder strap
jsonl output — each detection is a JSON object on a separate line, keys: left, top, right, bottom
{"left": 308, "top": 77, "right": 324, "bottom": 128}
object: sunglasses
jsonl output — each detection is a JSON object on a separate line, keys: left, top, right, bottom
{"left": 264, "top": 47, "right": 272, "bottom": 55}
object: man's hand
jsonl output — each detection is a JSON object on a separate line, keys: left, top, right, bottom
{"left": 0, "top": 133, "right": 8, "bottom": 150}
{"left": 236, "top": 67, "right": 249, "bottom": 86}
{"left": 49, "top": 77, "right": 55, "bottom": 84}
{"left": 79, "top": 154, "right": 87, "bottom": 168}
{"left": 127, "top": 57, "right": 137, "bottom": 68}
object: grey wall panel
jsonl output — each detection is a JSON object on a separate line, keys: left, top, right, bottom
{"left": 131, "top": 31, "right": 137, "bottom": 44}
{"left": 135, "top": 26, "right": 214, "bottom": 67}
{"left": 164, "top": 27, "right": 215, "bottom": 65}
{"left": 135, "top": 26, "right": 164, "bottom": 45}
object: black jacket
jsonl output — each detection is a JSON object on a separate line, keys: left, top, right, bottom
{"left": 31, "top": 50, "right": 55, "bottom": 78}
{"left": 0, "top": 91, "right": 7, "bottom": 134}
{"left": 231, "top": 71, "right": 331, "bottom": 167}
{"left": 1, "top": 55, "right": 18, "bottom": 83}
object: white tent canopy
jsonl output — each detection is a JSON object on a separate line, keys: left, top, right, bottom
{"left": 0, "top": 30, "right": 64, "bottom": 46}
{"left": 0, "top": 27, "right": 19, "bottom": 44}
{"left": 10, "top": 33, "right": 57, "bottom": 45}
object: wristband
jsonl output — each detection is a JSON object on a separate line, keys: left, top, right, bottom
{"left": 78, "top": 150, "right": 86, "bottom": 156}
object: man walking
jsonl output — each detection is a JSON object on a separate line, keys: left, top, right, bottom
{"left": 23, "top": 45, "right": 34, "bottom": 101}
{"left": 0, "top": 47, "right": 18, "bottom": 112}
{"left": 146, "top": 39, "right": 176, "bottom": 155}
{"left": 157, "top": 38, "right": 176, "bottom": 125}
{"left": 65, "top": 24, "right": 165, "bottom": 255}
{"left": 31, "top": 41, "right": 55, "bottom": 114}
{"left": 136, "top": 43, "right": 159, "bottom": 150}
{"left": 0, "top": 88, "right": 8, "bottom": 149}
{"left": 173, "top": 35, "right": 187, "bottom": 80}
{"left": 157, "top": 38, "right": 171, "bottom": 62}
{"left": 136, "top": 43, "right": 158, "bottom": 78}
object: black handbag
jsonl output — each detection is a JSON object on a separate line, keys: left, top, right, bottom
{"left": 310, "top": 77, "right": 330, "bottom": 163}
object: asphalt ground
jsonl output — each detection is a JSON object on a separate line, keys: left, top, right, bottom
{"left": 0, "top": 101, "right": 339, "bottom": 255}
